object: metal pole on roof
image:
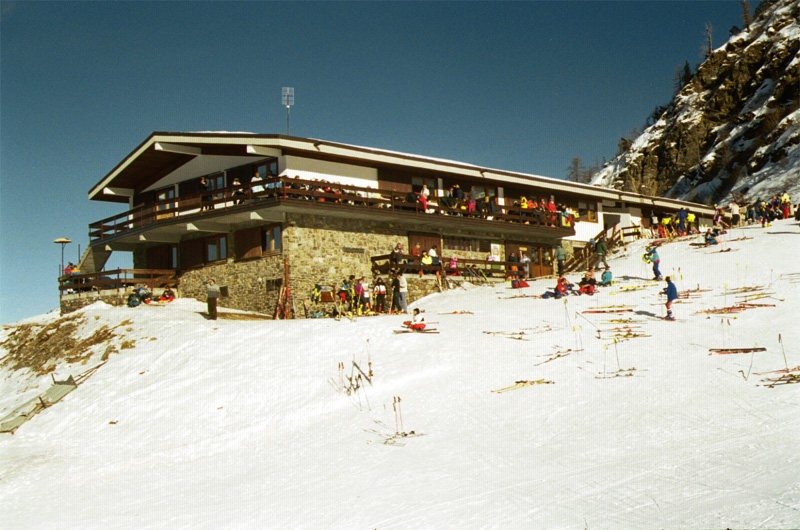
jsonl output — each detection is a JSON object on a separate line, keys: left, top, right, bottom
{"left": 282, "top": 87, "right": 294, "bottom": 134}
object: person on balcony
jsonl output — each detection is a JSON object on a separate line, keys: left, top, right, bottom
{"left": 250, "top": 169, "right": 264, "bottom": 197}
{"left": 390, "top": 243, "right": 404, "bottom": 265}
{"left": 199, "top": 177, "right": 212, "bottom": 211}
{"left": 409, "top": 243, "right": 422, "bottom": 265}
{"left": 420, "top": 251, "right": 433, "bottom": 275}
{"left": 232, "top": 178, "right": 246, "bottom": 205}
{"left": 545, "top": 198, "right": 558, "bottom": 226}
{"left": 420, "top": 184, "right": 430, "bottom": 212}
{"left": 429, "top": 245, "right": 440, "bottom": 265}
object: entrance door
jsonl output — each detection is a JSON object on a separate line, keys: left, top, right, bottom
{"left": 408, "top": 232, "right": 442, "bottom": 261}
{"left": 529, "top": 245, "right": 554, "bottom": 278}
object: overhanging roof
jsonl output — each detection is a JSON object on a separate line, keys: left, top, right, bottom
{"left": 89, "top": 131, "right": 716, "bottom": 214}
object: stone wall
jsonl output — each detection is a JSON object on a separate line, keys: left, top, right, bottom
{"left": 60, "top": 291, "right": 129, "bottom": 314}
{"left": 179, "top": 254, "right": 285, "bottom": 316}
{"left": 85, "top": 214, "right": 499, "bottom": 318}
{"left": 60, "top": 286, "right": 179, "bottom": 315}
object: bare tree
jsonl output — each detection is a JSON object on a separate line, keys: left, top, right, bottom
{"left": 704, "top": 23, "right": 714, "bottom": 58}
{"left": 741, "top": 0, "right": 752, "bottom": 30}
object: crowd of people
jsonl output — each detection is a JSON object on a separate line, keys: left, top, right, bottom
{"left": 192, "top": 173, "right": 581, "bottom": 229}
{"left": 645, "top": 192, "right": 798, "bottom": 239}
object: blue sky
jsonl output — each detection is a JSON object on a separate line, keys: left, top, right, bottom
{"left": 0, "top": 1, "right": 750, "bottom": 324}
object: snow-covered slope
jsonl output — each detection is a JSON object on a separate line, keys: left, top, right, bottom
{"left": 2, "top": 220, "right": 800, "bottom": 529}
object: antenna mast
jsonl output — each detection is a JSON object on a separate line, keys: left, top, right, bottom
{"left": 282, "top": 87, "right": 294, "bottom": 134}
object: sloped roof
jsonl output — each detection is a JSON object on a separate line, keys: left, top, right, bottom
{"left": 89, "top": 131, "right": 715, "bottom": 214}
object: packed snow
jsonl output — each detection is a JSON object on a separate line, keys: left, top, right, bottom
{"left": 2, "top": 220, "right": 800, "bottom": 529}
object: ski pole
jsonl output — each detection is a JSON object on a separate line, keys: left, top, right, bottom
{"left": 397, "top": 396, "right": 404, "bottom": 433}
{"left": 614, "top": 338, "right": 621, "bottom": 371}
{"left": 392, "top": 397, "right": 397, "bottom": 432}
{"left": 779, "top": 334, "right": 789, "bottom": 372}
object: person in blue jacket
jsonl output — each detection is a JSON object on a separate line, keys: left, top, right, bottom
{"left": 643, "top": 246, "right": 663, "bottom": 280}
{"left": 663, "top": 276, "right": 679, "bottom": 320}
{"left": 599, "top": 267, "right": 613, "bottom": 286}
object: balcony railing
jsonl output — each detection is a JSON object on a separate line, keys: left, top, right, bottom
{"left": 370, "top": 253, "right": 548, "bottom": 280}
{"left": 89, "top": 176, "right": 575, "bottom": 242}
{"left": 59, "top": 269, "right": 177, "bottom": 295}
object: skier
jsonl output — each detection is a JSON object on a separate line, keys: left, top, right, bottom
{"left": 644, "top": 245, "right": 663, "bottom": 280}
{"left": 663, "top": 276, "right": 678, "bottom": 321}
{"left": 704, "top": 229, "right": 719, "bottom": 246}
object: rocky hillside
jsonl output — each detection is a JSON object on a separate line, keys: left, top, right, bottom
{"left": 592, "top": 0, "right": 799, "bottom": 205}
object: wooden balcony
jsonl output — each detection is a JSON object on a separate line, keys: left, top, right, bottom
{"left": 89, "top": 176, "right": 575, "bottom": 249}
{"left": 59, "top": 269, "right": 177, "bottom": 295}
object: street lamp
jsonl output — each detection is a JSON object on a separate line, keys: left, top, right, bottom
{"left": 54, "top": 237, "right": 72, "bottom": 276}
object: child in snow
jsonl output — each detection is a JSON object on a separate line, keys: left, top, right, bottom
{"left": 578, "top": 269, "right": 597, "bottom": 295}
{"left": 158, "top": 287, "right": 176, "bottom": 302}
{"left": 403, "top": 308, "right": 426, "bottom": 331}
{"left": 662, "top": 276, "right": 678, "bottom": 321}
{"left": 551, "top": 276, "right": 574, "bottom": 299}
{"left": 704, "top": 229, "right": 719, "bottom": 246}
{"left": 600, "top": 267, "right": 613, "bottom": 286}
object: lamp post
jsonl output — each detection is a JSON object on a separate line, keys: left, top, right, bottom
{"left": 54, "top": 238, "right": 72, "bottom": 277}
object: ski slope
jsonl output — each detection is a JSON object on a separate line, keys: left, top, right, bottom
{"left": 1, "top": 220, "right": 799, "bottom": 529}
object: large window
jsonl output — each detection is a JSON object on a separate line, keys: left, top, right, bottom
{"left": 262, "top": 225, "right": 282, "bottom": 253}
{"left": 578, "top": 201, "right": 598, "bottom": 222}
{"left": 443, "top": 237, "right": 490, "bottom": 253}
{"left": 155, "top": 186, "right": 176, "bottom": 211}
{"left": 412, "top": 176, "right": 436, "bottom": 194}
{"left": 205, "top": 173, "right": 226, "bottom": 201}
{"left": 206, "top": 235, "right": 227, "bottom": 262}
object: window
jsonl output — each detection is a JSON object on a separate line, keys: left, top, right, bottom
{"left": 443, "top": 237, "right": 490, "bottom": 253}
{"left": 412, "top": 176, "right": 436, "bottom": 194}
{"left": 206, "top": 235, "right": 227, "bottom": 262}
{"left": 262, "top": 225, "right": 282, "bottom": 253}
{"left": 155, "top": 186, "right": 176, "bottom": 211}
{"left": 205, "top": 172, "right": 226, "bottom": 201}
{"left": 578, "top": 201, "right": 597, "bottom": 222}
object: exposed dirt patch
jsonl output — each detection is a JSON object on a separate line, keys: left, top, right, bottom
{"left": 1, "top": 314, "right": 123, "bottom": 375}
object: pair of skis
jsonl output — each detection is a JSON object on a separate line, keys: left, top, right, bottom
{"left": 491, "top": 379, "right": 554, "bottom": 393}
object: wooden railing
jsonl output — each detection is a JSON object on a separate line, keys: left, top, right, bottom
{"left": 370, "top": 253, "right": 529, "bottom": 281}
{"left": 58, "top": 269, "right": 177, "bottom": 295}
{"left": 562, "top": 223, "right": 645, "bottom": 274}
{"left": 89, "top": 176, "right": 574, "bottom": 242}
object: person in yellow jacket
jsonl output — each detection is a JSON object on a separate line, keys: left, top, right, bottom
{"left": 686, "top": 212, "right": 697, "bottom": 234}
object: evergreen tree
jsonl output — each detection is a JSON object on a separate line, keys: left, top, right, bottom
{"left": 565, "top": 158, "right": 596, "bottom": 184}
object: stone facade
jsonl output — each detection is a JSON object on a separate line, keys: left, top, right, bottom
{"left": 67, "top": 214, "right": 501, "bottom": 318}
